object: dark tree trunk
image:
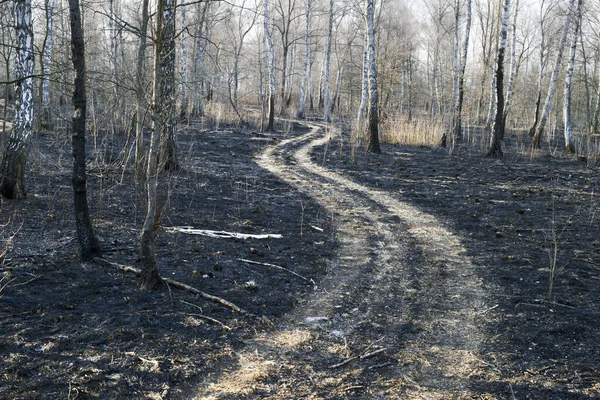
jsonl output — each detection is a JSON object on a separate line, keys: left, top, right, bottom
{"left": 68, "top": 0, "right": 100, "bottom": 260}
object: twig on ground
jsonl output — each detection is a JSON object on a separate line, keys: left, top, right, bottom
{"left": 329, "top": 347, "right": 386, "bottom": 369}
{"left": 177, "top": 311, "right": 232, "bottom": 331}
{"left": 237, "top": 258, "right": 315, "bottom": 285}
{"left": 93, "top": 258, "right": 245, "bottom": 314}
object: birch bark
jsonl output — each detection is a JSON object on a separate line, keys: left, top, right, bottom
{"left": 264, "top": 0, "right": 276, "bottom": 131}
{"left": 139, "top": 0, "right": 177, "bottom": 289}
{"left": 485, "top": 0, "right": 510, "bottom": 158}
{"left": 41, "top": 0, "right": 56, "bottom": 128}
{"left": 532, "top": 0, "right": 575, "bottom": 148}
{"left": 365, "top": 0, "right": 380, "bottom": 153}
{"left": 297, "top": 0, "right": 311, "bottom": 118}
{"left": 323, "top": 0, "right": 334, "bottom": 122}
{"left": 502, "top": 0, "right": 519, "bottom": 125}
{"left": 563, "top": 0, "right": 582, "bottom": 153}
{"left": 0, "top": 0, "right": 34, "bottom": 199}
{"left": 357, "top": 33, "right": 368, "bottom": 122}
{"left": 180, "top": 4, "right": 188, "bottom": 117}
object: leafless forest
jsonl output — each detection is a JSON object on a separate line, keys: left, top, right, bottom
{"left": 1, "top": 0, "right": 600, "bottom": 398}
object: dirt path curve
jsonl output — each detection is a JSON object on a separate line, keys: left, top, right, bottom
{"left": 193, "top": 123, "right": 495, "bottom": 399}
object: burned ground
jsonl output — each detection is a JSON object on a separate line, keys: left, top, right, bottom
{"left": 0, "top": 122, "right": 599, "bottom": 399}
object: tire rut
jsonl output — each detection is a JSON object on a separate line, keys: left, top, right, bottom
{"left": 193, "top": 124, "right": 494, "bottom": 399}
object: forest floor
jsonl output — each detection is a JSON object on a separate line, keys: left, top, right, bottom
{"left": 1, "top": 119, "right": 599, "bottom": 399}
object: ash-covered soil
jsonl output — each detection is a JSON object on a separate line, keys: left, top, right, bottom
{"left": 0, "top": 121, "right": 599, "bottom": 399}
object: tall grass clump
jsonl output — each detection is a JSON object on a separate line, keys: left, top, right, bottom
{"left": 379, "top": 116, "right": 445, "bottom": 147}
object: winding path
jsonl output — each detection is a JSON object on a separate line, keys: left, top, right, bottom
{"left": 194, "top": 123, "right": 494, "bottom": 399}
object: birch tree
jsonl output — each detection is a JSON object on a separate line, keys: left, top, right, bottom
{"left": 486, "top": 0, "right": 510, "bottom": 158}
{"left": 357, "top": 32, "right": 368, "bottom": 122}
{"left": 139, "top": 0, "right": 177, "bottom": 289}
{"left": 365, "top": 0, "right": 380, "bottom": 153}
{"left": 296, "top": 0, "right": 311, "bottom": 118}
{"left": 68, "top": 0, "right": 101, "bottom": 260}
{"left": 163, "top": 0, "right": 179, "bottom": 170}
{"left": 192, "top": 2, "right": 209, "bottom": 117}
{"left": 41, "top": 0, "right": 56, "bottom": 128}
{"left": 527, "top": 0, "right": 555, "bottom": 138}
{"left": 532, "top": 0, "right": 575, "bottom": 148}
{"left": 323, "top": 0, "right": 334, "bottom": 122}
{"left": 502, "top": 0, "right": 520, "bottom": 123}
{"left": 134, "top": 0, "right": 150, "bottom": 180}
{"left": 0, "top": 0, "right": 34, "bottom": 199}
{"left": 274, "top": 0, "right": 301, "bottom": 115}
{"left": 442, "top": 0, "right": 472, "bottom": 148}
{"left": 179, "top": 4, "right": 188, "bottom": 117}
{"left": 563, "top": 0, "right": 582, "bottom": 153}
{"left": 264, "top": 0, "right": 276, "bottom": 131}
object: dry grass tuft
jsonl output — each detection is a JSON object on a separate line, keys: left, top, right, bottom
{"left": 379, "top": 117, "right": 445, "bottom": 147}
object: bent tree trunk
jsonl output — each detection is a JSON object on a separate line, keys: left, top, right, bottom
{"left": 68, "top": 0, "right": 101, "bottom": 260}
{"left": 0, "top": 0, "right": 34, "bottom": 199}
{"left": 139, "top": 0, "right": 176, "bottom": 290}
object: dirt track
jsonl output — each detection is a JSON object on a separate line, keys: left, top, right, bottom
{"left": 191, "top": 122, "right": 496, "bottom": 399}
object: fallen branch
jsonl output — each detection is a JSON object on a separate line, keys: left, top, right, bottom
{"left": 238, "top": 258, "right": 315, "bottom": 285}
{"left": 94, "top": 258, "right": 245, "bottom": 314}
{"left": 329, "top": 348, "right": 386, "bottom": 369}
{"left": 166, "top": 227, "right": 282, "bottom": 240}
{"left": 178, "top": 300, "right": 232, "bottom": 330}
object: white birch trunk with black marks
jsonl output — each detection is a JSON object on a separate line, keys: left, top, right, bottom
{"left": 485, "top": 0, "right": 510, "bottom": 158}
{"left": 179, "top": 4, "right": 188, "bottom": 117}
{"left": 357, "top": 33, "right": 368, "bottom": 122}
{"left": 264, "top": 0, "right": 276, "bottom": 131}
{"left": 134, "top": 0, "right": 150, "bottom": 181}
{"left": 532, "top": 0, "right": 575, "bottom": 148}
{"left": 139, "top": 0, "right": 177, "bottom": 290}
{"left": 365, "top": 0, "right": 380, "bottom": 153}
{"left": 297, "top": 0, "right": 311, "bottom": 118}
{"left": 192, "top": 2, "right": 208, "bottom": 117}
{"left": 0, "top": 0, "right": 34, "bottom": 199}
{"left": 563, "top": 0, "right": 581, "bottom": 153}
{"left": 323, "top": 0, "right": 334, "bottom": 122}
{"left": 41, "top": 0, "right": 56, "bottom": 128}
{"left": 503, "top": 0, "right": 519, "bottom": 122}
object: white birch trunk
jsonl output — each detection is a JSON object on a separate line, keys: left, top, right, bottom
{"left": 357, "top": 33, "right": 368, "bottom": 122}
{"left": 485, "top": 64, "right": 496, "bottom": 130}
{"left": 297, "top": 0, "right": 311, "bottom": 118}
{"left": 109, "top": 0, "right": 117, "bottom": 97}
{"left": 450, "top": 0, "right": 460, "bottom": 122}
{"left": 41, "top": 0, "right": 56, "bottom": 121}
{"left": 179, "top": 3, "right": 187, "bottom": 116}
{"left": 532, "top": 0, "right": 575, "bottom": 148}
{"left": 323, "top": 0, "right": 334, "bottom": 122}
{"left": 503, "top": 0, "right": 519, "bottom": 119}
{"left": 264, "top": 0, "right": 276, "bottom": 130}
{"left": 563, "top": 0, "right": 581, "bottom": 153}
{"left": 192, "top": 2, "right": 208, "bottom": 117}
{"left": 365, "top": 0, "right": 380, "bottom": 153}
{"left": 486, "top": 0, "right": 510, "bottom": 157}
{"left": 0, "top": 0, "right": 34, "bottom": 198}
